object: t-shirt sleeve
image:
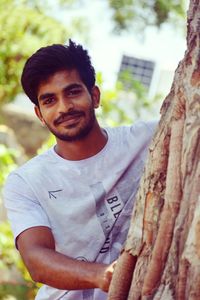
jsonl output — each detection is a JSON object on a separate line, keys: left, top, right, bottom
{"left": 3, "top": 172, "right": 51, "bottom": 245}
{"left": 130, "top": 119, "right": 158, "bottom": 146}
{"left": 144, "top": 120, "right": 158, "bottom": 135}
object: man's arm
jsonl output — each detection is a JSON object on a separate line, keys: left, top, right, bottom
{"left": 17, "top": 226, "right": 115, "bottom": 292}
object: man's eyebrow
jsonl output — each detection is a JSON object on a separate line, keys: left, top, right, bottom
{"left": 63, "top": 83, "right": 83, "bottom": 92}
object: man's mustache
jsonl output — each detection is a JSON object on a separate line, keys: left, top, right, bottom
{"left": 54, "top": 111, "right": 85, "bottom": 126}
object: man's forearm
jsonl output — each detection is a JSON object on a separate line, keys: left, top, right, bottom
{"left": 22, "top": 246, "right": 113, "bottom": 291}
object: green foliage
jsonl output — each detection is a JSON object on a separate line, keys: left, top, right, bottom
{"left": 0, "top": 0, "right": 76, "bottom": 105}
{"left": 0, "top": 0, "right": 186, "bottom": 106}
{"left": 0, "top": 145, "right": 39, "bottom": 299}
{"left": 96, "top": 71, "right": 160, "bottom": 127}
{"left": 0, "top": 145, "right": 17, "bottom": 186}
{"left": 37, "top": 134, "right": 56, "bottom": 154}
{"left": 0, "top": 143, "right": 33, "bottom": 297}
{"left": 108, "top": 0, "right": 186, "bottom": 32}
{"left": 0, "top": 221, "right": 39, "bottom": 300}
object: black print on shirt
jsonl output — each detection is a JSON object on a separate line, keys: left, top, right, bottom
{"left": 100, "top": 237, "right": 110, "bottom": 254}
{"left": 106, "top": 195, "right": 122, "bottom": 219}
{"left": 48, "top": 189, "right": 63, "bottom": 199}
{"left": 90, "top": 182, "right": 113, "bottom": 236}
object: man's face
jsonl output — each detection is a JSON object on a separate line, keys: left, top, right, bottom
{"left": 35, "top": 69, "right": 100, "bottom": 142}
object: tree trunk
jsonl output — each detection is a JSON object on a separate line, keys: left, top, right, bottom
{"left": 108, "top": 0, "right": 200, "bottom": 299}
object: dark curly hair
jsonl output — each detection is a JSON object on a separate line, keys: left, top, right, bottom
{"left": 21, "top": 40, "right": 96, "bottom": 106}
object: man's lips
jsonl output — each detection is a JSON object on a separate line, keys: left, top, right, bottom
{"left": 54, "top": 112, "right": 84, "bottom": 126}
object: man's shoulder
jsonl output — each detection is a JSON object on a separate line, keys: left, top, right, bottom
{"left": 9, "top": 147, "right": 53, "bottom": 179}
{"left": 130, "top": 120, "right": 158, "bottom": 135}
{"left": 106, "top": 119, "right": 158, "bottom": 140}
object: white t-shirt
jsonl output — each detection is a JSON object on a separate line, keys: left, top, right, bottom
{"left": 3, "top": 121, "right": 157, "bottom": 300}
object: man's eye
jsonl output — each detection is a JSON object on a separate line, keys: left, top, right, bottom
{"left": 68, "top": 89, "right": 82, "bottom": 96}
{"left": 44, "top": 98, "right": 55, "bottom": 105}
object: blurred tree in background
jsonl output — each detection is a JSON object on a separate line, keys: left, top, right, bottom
{"left": 107, "top": 0, "right": 186, "bottom": 32}
{"left": 0, "top": 222, "right": 40, "bottom": 300}
{"left": 0, "top": 0, "right": 187, "bottom": 105}
{"left": 96, "top": 71, "right": 160, "bottom": 127}
{"left": 0, "top": 146, "right": 39, "bottom": 299}
{"left": 59, "top": 0, "right": 186, "bottom": 32}
{"left": 0, "top": 0, "right": 86, "bottom": 105}
{"left": 0, "top": 145, "right": 17, "bottom": 185}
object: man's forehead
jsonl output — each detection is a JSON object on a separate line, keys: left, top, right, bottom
{"left": 37, "top": 69, "right": 85, "bottom": 93}
{"left": 41, "top": 69, "right": 82, "bottom": 84}
{"left": 38, "top": 70, "right": 84, "bottom": 90}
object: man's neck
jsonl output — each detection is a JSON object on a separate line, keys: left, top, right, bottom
{"left": 54, "top": 123, "right": 108, "bottom": 161}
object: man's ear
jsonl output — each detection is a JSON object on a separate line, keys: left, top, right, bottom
{"left": 34, "top": 105, "right": 45, "bottom": 125}
{"left": 91, "top": 86, "right": 100, "bottom": 109}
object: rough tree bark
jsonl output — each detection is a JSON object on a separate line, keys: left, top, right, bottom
{"left": 108, "top": 0, "right": 200, "bottom": 299}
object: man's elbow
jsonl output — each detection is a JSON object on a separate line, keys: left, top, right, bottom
{"left": 29, "top": 269, "right": 41, "bottom": 283}
{"left": 21, "top": 252, "right": 44, "bottom": 283}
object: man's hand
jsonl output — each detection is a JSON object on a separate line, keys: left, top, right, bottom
{"left": 97, "top": 261, "right": 117, "bottom": 292}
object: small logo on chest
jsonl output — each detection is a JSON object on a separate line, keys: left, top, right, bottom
{"left": 48, "top": 189, "right": 63, "bottom": 199}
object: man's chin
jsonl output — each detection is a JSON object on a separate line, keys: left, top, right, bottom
{"left": 47, "top": 117, "right": 95, "bottom": 142}
{"left": 53, "top": 129, "right": 92, "bottom": 142}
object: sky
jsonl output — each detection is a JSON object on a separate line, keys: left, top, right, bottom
{"left": 59, "top": 1, "right": 189, "bottom": 89}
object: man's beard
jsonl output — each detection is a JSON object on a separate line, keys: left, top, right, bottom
{"left": 44, "top": 107, "right": 96, "bottom": 142}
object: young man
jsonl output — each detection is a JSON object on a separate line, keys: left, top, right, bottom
{"left": 4, "top": 40, "right": 157, "bottom": 300}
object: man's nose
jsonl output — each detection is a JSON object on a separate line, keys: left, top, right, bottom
{"left": 57, "top": 97, "right": 74, "bottom": 113}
